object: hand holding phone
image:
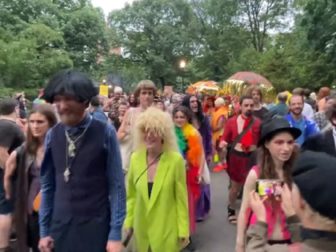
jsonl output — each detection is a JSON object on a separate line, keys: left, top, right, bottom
{"left": 256, "top": 179, "right": 283, "bottom": 198}
{"left": 122, "top": 228, "right": 134, "bottom": 247}
{"left": 280, "top": 184, "right": 296, "bottom": 217}
{"left": 249, "top": 191, "right": 266, "bottom": 222}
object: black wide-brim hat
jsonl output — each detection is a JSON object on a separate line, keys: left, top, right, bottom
{"left": 258, "top": 117, "right": 301, "bottom": 146}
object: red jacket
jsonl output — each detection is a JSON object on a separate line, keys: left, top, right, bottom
{"left": 221, "top": 115, "right": 261, "bottom": 146}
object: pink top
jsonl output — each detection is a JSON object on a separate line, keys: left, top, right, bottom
{"left": 246, "top": 166, "right": 291, "bottom": 240}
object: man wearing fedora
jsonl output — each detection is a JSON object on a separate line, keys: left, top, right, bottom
{"left": 247, "top": 151, "right": 336, "bottom": 251}
{"left": 38, "top": 70, "right": 125, "bottom": 252}
{"left": 219, "top": 95, "right": 261, "bottom": 224}
{"left": 302, "top": 94, "right": 336, "bottom": 156}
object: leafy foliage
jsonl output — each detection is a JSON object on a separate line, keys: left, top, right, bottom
{"left": 0, "top": 0, "right": 104, "bottom": 95}
{"left": 238, "top": 0, "right": 291, "bottom": 52}
{"left": 108, "top": 0, "right": 198, "bottom": 88}
{"left": 0, "top": 0, "right": 335, "bottom": 96}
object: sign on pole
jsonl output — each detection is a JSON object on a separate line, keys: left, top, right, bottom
{"left": 99, "top": 84, "right": 109, "bottom": 97}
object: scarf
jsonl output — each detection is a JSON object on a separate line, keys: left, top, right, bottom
{"left": 175, "top": 124, "right": 203, "bottom": 168}
{"left": 240, "top": 115, "right": 253, "bottom": 152}
{"left": 175, "top": 126, "right": 187, "bottom": 154}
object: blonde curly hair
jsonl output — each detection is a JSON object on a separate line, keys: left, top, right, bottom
{"left": 134, "top": 107, "right": 178, "bottom": 152}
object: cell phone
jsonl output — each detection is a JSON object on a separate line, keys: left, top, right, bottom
{"left": 256, "top": 179, "right": 283, "bottom": 197}
{"left": 122, "top": 229, "right": 134, "bottom": 247}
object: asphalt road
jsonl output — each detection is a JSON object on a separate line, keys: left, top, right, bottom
{"left": 192, "top": 171, "right": 237, "bottom": 252}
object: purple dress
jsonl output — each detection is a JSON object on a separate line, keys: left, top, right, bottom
{"left": 196, "top": 117, "right": 212, "bottom": 221}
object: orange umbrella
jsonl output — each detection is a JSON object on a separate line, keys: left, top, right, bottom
{"left": 186, "top": 80, "right": 219, "bottom": 94}
{"left": 227, "top": 72, "right": 272, "bottom": 88}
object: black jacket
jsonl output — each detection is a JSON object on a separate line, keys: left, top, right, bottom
{"left": 302, "top": 129, "right": 336, "bottom": 156}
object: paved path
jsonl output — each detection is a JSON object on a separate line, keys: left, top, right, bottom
{"left": 10, "top": 171, "right": 237, "bottom": 252}
{"left": 192, "top": 171, "right": 237, "bottom": 252}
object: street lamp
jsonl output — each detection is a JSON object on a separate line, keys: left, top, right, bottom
{"left": 179, "top": 60, "right": 186, "bottom": 69}
{"left": 179, "top": 60, "right": 187, "bottom": 91}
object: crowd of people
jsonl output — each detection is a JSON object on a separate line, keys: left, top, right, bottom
{"left": 0, "top": 69, "right": 335, "bottom": 252}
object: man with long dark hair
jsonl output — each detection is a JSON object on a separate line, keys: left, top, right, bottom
{"left": 38, "top": 70, "right": 125, "bottom": 252}
{"left": 246, "top": 86, "right": 268, "bottom": 120}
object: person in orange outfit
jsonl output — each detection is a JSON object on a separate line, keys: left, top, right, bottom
{"left": 211, "top": 97, "right": 229, "bottom": 172}
{"left": 203, "top": 96, "right": 216, "bottom": 118}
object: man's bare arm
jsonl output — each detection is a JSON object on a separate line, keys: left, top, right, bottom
{"left": 0, "top": 146, "right": 9, "bottom": 169}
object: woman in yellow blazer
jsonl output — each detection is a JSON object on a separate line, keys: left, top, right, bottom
{"left": 124, "top": 107, "right": 189, "bottom": 252}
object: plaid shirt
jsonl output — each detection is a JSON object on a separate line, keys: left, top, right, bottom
{"left": 313, "top": 112, "right": 328, "bottom": 131}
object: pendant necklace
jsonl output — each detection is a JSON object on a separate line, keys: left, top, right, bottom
{"left": 64, "top": 127, "right": 89, "bottom": 183}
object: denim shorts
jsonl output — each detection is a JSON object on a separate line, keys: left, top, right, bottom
{"left": 0, "top": 170, "right": 13, "bottom": 214}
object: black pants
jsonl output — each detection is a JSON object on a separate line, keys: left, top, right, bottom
{"left": 27, "top": 212, "right": 39, "bottom": 252}
{"left": 51, "top": 215, "right": 110, "bottom": 252}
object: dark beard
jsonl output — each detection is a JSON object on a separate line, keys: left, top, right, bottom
{"left": 291, "top": 110, "right": 302, "bottom": 116}
{"left": 244, "top": 111, "right": 253, "bottom": 117}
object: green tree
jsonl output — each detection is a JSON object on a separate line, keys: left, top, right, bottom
{"left": 238, "top": 0, "right": 292, "bottom": 52}
{"left": 0, "top": 0, "right": 106, "bottom": 90}
{"left": 98, "top": 53, "right": 148, "bottom": 92}
{"left": 227, "top": 47, "right": 263, "bottom": 74}
{"left": 108, "top": 0, "right": 198, "bottom": 88}
{"left": 62, "top": 6, "right": 108, "bottom": 74}
{"left": 253, "top": 30, "right": 331, "bottom": 91}
{"left": 189, "top": 0, "right": 250, "bottom": 82}
{"left": 0, "top": 23, "right": 72, "bottom": 89}
{"left": 301, "top": 0, "right": 336, "bottom": 86}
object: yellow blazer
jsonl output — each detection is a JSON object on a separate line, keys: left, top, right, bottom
{"left": 124, "top": 150, "right": 189, "bottom": 252}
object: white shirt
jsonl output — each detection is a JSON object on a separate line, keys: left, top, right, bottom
{"left": 302, "top": 103, "right": 314, "bottom": 120}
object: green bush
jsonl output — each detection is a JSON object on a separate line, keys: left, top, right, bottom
{"left": 0, "top": 87, "right": 15, "bottom": 99}
{"left": 0, "top": 87, "right": 38, "bottom": 100}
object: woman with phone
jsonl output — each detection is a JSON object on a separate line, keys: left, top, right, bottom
{"left": 236, "top": 117, "right": 301, "bottom": 252}
{"left": 124, "top": 107, "right": 189, "bottom": 252}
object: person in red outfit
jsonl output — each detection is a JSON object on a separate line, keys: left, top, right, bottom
{"left": 219, "top": 96, "right": 261, "bottom": 224}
